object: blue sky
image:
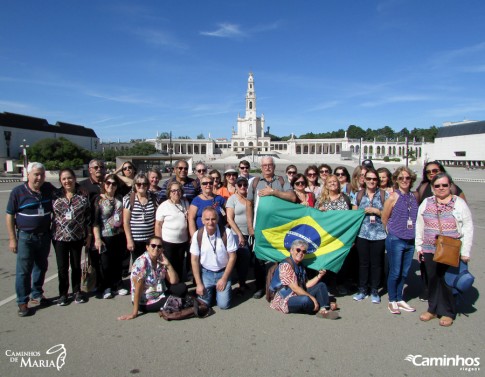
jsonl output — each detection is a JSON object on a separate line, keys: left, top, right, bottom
{"left": 1, "top": 0, "right": 485, "bottom": 142}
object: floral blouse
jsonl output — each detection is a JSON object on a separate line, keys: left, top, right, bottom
{"left": 356, "top": 190, "right": 389, "bottom": 241}
{"left": 130, "top": 252, "right": 167, "bottom": 305}
{"left": 93, "top": 195, "right": 124, "bottom": 238}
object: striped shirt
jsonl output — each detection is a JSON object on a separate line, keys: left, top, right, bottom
{"left": 386, "top": 190, "right": 418, "bottom": 240}
{"left": 6, "top": 182, "right": 55, "bottom": 233}
{"left": 123, "top": 194, "right": 156, "bottom": 241}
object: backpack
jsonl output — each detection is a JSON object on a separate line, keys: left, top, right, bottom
{"left": 356, "top": 188, "right": 386, "bottom": 207}
{"left": 196, "top": 225, "right": 227, "bottom": 251}
{"left": 265, "top": 257, "right": 305, "bottom": 302}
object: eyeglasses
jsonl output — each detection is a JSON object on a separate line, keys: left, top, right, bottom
{"left": 91, "top": 165, "right": 105, "bottom": 170}
{"left": 237, "top": 183, "right": 248, "bottom": 188}
{"left": 177, "top": 166, "right": 189, "bottom": 171}
{"left": 170, "top": 189, "right": 181, "bottom": 194}
{"left": 434, "top": 183, "right": 450, "bottom": 188}
{"left": 335, "top": 173, "right": 345, "bottom": 177}
{"left": 426, "top": 168, "right": 440, "bottom": 175}
{"left": 135, "top": 182, "right": 148, "bottom": 187}
{"left": 294, "top": 181, "right": 306, "bottom": 186}
{"left": 226, "top": 173, "right": 238, "bottom": 177}
{"left": 149, "top": 244, "right": 163, "bottom": 250}
{"left": 366, "top": 177, "right": 378, "bottom": 182}
{"left": 239, "top": 166, "right": 249, "bottom": 170}
{"left": 201, "top": 181, "right": 213, "bottom": 186}
{"left": 287, "top": 170, "right": 296, "bottom": 175}
{"left": 105, "top": 181, "right": 117, "bottom": 186}
{"left": 196, "top": 169, "right": 207, "bottom": 173}
{"left": 397, "top": 176, "right": 411, "bottom": 181}
{"left": 320, "top": 169, "right": 330, "bottom": 174}
{"left": 261, "top": 164, "right": 274, "bottom": 168}
{"left": 211, "top": 176, "right": 220, "bottom": 181}
{"left": 295, "top": 247, "right": 307, "bottom": 254}
{"left": 306, "top": 173, "right": 317, "bottom": 177}
{"left": 123, "top": 166, "right": 133, "bottom": 171}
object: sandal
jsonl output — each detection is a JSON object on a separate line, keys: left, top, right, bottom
{"left": 419, "top": 311, "right": 437, "bottom": 322}
{"left": 316, "top": 309, "right": 340, "bottom": 320}
{"left": 439, "top": 316, "right": 453, "bottom": 327}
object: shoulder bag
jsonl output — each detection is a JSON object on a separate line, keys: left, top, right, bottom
{"left": 433, "top": 200, "right": 461, "bottom": 267}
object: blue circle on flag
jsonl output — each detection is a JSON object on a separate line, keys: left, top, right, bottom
{"left": 284, "top": 224, "right": 321, "bottom": 254}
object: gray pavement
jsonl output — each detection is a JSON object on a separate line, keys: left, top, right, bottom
{"left": 0, "top": 178, "right": 483, "bottom": 377}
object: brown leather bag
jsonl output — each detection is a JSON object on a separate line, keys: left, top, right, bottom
{"left": 433, "top": 200, "right": 461, "bottom": 267}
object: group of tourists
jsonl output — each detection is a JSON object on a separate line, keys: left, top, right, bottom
{"left": 6, "top": 157, "right": 473, "bottom": 326}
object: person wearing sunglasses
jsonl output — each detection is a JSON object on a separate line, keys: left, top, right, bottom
{"left": 218, "top": 168, "right": 238, "bottom": 200}
{"left": 352, "top": 168, "right": 389, "bottom": 304}
{"left": 333, "top": 166, "right": 351, "bottom": 195}
{"left": 415, "top": 161, "right": 466, "bottom": 204}
{"left": 291, "top": 174, "right": 315, "bottom": 207}
{"left": 93, "top": 174, "right": 126, "bottom": 299}
{"left": 118, "top": 236, "right": 187, "bottom": 320}
{"left": 190, "top": 207, "right": 237, "bottom": 309}
{"left": 304, "top": 165, "right": 321, "bottom": 198}
{"left": 381, "top": 167, "right": 419, "bottom": 315}
{"left": 123, "top": 173, "right": 157, "bottom": 267}
{"left": 188, "top": 175, "right": 226, "bottom": 238}
{"left": 270, "top": 240, "right": 339, "bottom": 319}
{"left": 415, "top": 172, "right": 473, "bottom": 327}
{"left": 226, "top": 176, "right": 254, "bottom": 295}
{"left": 318, "top": 163, "right": 333, "bottom": 186}
{"left": 155, "top": 181, "right": 190, "bottom": 280}
{"left": 158, "top": 160, "right": 200, "bottom": 204}
{"left": 284, "top": 164, "right": 297, "bottom": 185}
{"left": 194, "top": 162, "right": 208, "bottom": 185}
{"left": 115, "top": 162, "right": 137, "bottom": 196}
{"left": 209, "top": 169, "right": 223, "bottom": 194}
{"left": 238, "top": 160, "right": 255, "bottom": 185}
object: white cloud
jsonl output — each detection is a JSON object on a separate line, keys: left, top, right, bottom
{"left": 133, "top": 29, "right": 188, "bottom": 49}
{"left": 360, "top": 95, "right": 433, "bottom": 107}
{"left": 200, "top": 23, "right": 246, "bottom": 38}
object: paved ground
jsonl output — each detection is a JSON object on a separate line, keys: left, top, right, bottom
{"left": 0, "top": 170, "right": 483, "bottom": 377}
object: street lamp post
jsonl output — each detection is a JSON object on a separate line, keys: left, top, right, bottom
{"left": 19, "top": 139, "right": 29, "bottom": 182}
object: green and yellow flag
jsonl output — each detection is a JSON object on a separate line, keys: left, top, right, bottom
{"left": 254, "top": 196, "right": 365, "bottom": 273}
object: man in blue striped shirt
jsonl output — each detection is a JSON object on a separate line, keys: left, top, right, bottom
{"left": 6, "top": 162, "right": 56, "bottom": 317}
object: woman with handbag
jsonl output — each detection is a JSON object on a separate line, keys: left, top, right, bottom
{"left": 415, "top": 172, "right": 473, "bottom": 327}
{"left": 381, "top": 167, "right": 419, "bottom": 314}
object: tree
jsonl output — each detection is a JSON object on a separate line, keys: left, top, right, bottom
{"left": 29, "top": 137, "right": 92, "bottom": 169}
{"left": 196, "top": 133, "right": 205, "bottom": 139}
{"left": 128, "top": 142, "right": 157, "bottom": 156}
{"left": 346, "top": 125, "right": 366, "bottom": 139}
{"left": 157, "top": 132, "right": 170, "bottom": 139}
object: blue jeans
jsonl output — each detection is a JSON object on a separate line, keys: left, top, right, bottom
{"left": 386, "top": 234, "right": 415, "bottom": 302}
{"left": 200, "top": 267, "right": 232, "bottom": 309}
{"left": 287, "top": 282, "right": 330, "bottom": 314}
{"left": 15, "top": 231, "right": 51, "bottom": 304}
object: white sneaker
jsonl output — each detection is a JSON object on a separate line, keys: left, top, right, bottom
{"left": 397, "top": 300, "right": 416, "bottom": 312}
{"left": 117, "top": 288, "right": 129, "bottom": 296}
{"left": 388, "top": 301, "right": 401, "bottom": 314}
{"left": 103, "top": 288, "right": 113, "bottom": 299}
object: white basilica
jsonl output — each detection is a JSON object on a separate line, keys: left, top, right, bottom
{"left": 153, "top": 72, "right": 426, "bottom": 164}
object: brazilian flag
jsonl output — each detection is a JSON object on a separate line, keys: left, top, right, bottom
{"left": 254, "top": 196, "right": 365, "bottom": 273}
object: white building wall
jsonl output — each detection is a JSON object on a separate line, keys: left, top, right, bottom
{"left": 422, "top": 134, "right": 485, "bottom": 162}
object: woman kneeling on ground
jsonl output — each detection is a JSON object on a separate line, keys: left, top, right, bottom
{"left": 270, "top": 240, "right": 340, "bottom": 319}
{"left": 118, "top": 236, "right": 187, "bottom": 320}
